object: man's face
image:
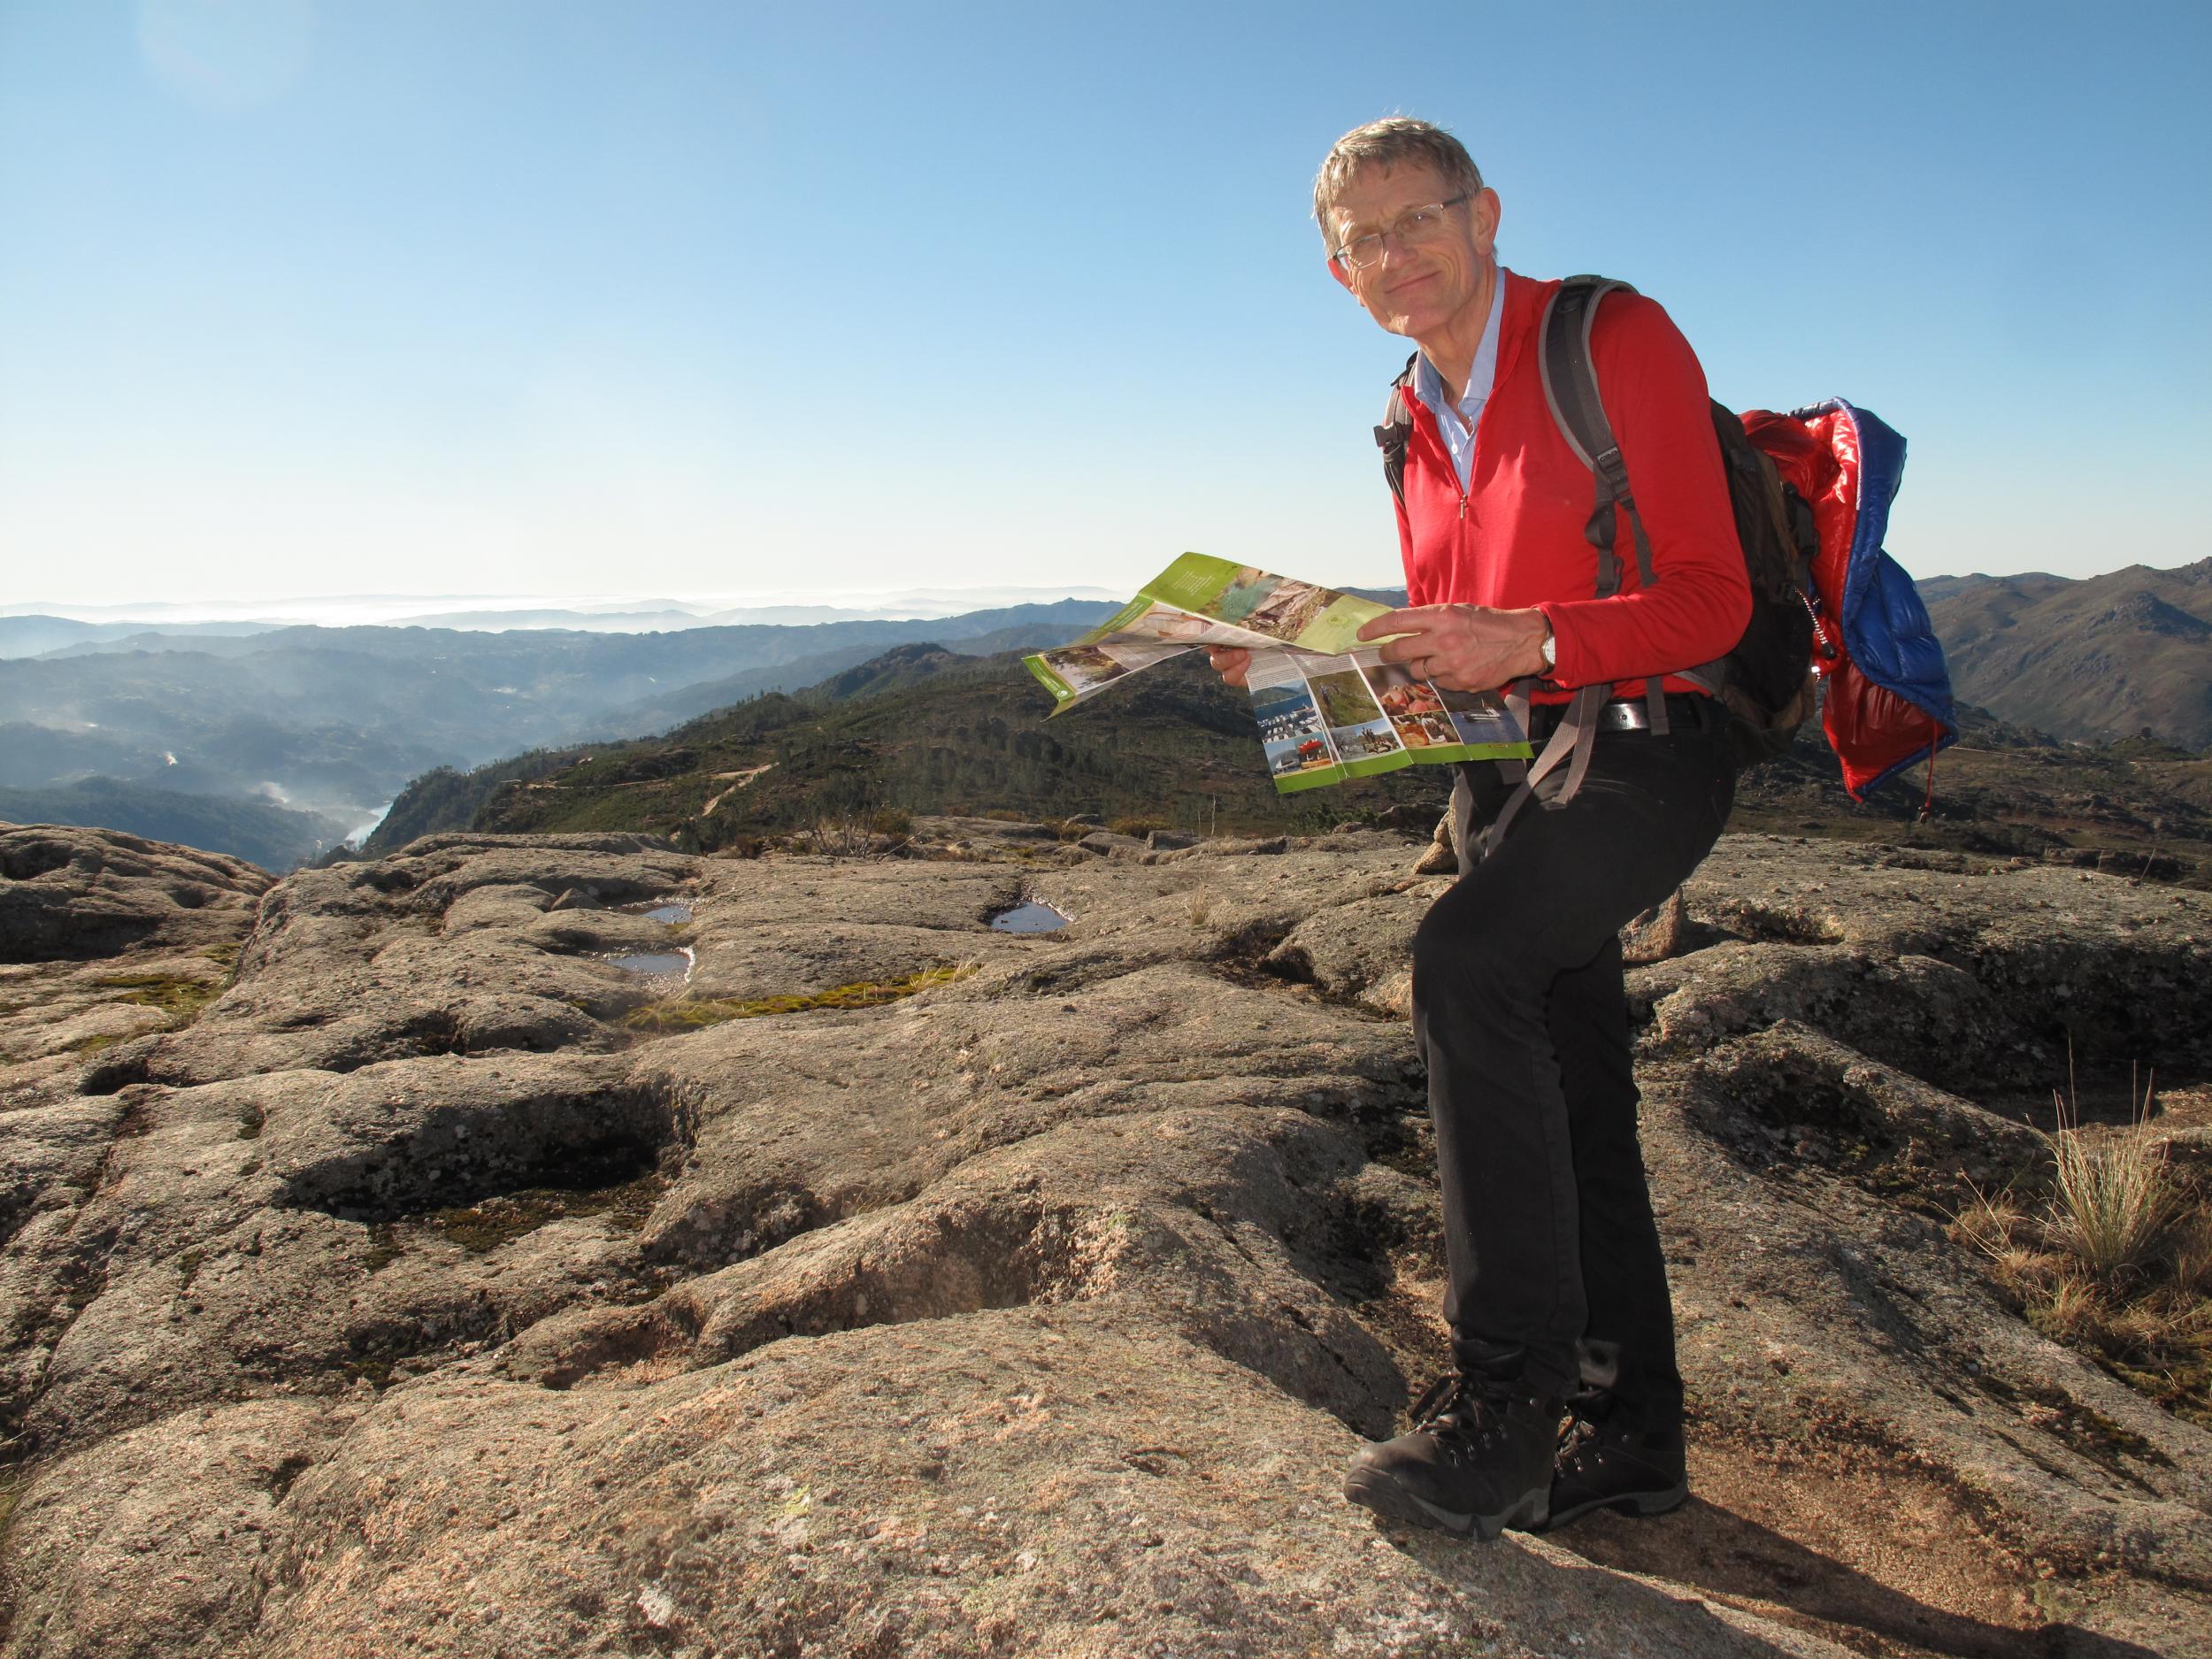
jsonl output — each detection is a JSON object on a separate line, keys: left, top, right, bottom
{"left": 1324, "top": 163, "right": 1501, "bottom": 346}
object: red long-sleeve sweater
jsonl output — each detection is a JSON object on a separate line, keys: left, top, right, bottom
{"left": 1394, "top": 271, "right": 1750, "bottom": 703}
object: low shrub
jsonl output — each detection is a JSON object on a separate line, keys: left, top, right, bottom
{"left": 799, "top": 812, "right": 911, "bottom": 857}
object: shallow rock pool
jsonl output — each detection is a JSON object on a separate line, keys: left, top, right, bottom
{"left": 988, "top": 900, "right": 1070, "bottom": 933}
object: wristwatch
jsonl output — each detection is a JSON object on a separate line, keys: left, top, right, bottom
{"left": 1539, "top": 622, "right": 1557, "bottom": 672}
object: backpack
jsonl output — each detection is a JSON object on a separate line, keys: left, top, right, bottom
{"left": 1373, "top": 273, "right": 1955, "bottom": 833}
{"left": 1539, "top": 275, "right": 1826, "bottom": 768}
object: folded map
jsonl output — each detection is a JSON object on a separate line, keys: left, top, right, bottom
{"left": 1023, "top": 554, "right": 1532, "bottom": 794}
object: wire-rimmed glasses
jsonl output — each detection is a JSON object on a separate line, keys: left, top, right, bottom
{"left": 1332, "top": 194, "right": 1471, "bottom": 271}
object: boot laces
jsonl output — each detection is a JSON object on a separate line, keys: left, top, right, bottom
{"left": 1407, "top": 1370, "right": 1515, "bottom": 1450}
{"left": 1556, "top": 1386, "right": 1611, "bottom": 1457}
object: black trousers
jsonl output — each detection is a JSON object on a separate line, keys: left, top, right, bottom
{"left": 1413, "top": 703, "right": 1733, "bottom": 1419}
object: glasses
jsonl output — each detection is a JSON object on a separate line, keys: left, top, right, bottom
{"left": 1332, "top": 194, "right": 1471, "bottom": 271}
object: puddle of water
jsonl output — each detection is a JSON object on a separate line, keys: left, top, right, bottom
{"left": 620, "top": 899, "right": 694, "bottom": 925}
{"left": 989, "top": 900, "right": 1071, "bottom": 934}
{"left": 607, "top": 949, "right": 693, "bottom": 979}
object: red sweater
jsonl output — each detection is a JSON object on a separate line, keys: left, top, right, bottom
{"left": 1394, "top": 271, "right": 1749, "bottom": 703}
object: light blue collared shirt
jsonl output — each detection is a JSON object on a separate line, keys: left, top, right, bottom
{"left": 1411, "top": 265, "right": 1508, "bottom": 492}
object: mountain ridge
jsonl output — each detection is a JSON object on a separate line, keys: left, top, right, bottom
{"left": 1918, "top": 557, "right": 2212, "bottom": 749}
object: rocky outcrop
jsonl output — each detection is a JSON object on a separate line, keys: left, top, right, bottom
{"left": 0, "top": 823, "right": 269, "bottom": 964}
{"left": 1, "top": 826, "right": 274, "bottom": 1242}
{"left": 1, "top": 816, "right": 2207, "bottom": 1656}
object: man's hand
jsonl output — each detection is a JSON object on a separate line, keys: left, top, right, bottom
{"left": 1356, "top": 604, "right": 1551, "bottom": 691}
{"left": 1206, "top": 646, "right": 1252, "bottom": 689}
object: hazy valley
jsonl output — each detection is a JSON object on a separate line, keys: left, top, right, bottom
{"left": 0, "top": 600, "right": 1119, "bottom": 869}
{"left": 3, "top": 557, "right": 2208, "bottom": 884}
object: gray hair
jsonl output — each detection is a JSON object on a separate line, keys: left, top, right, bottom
{"left": 1312, "top": 118, "right": 1485, "bottom": 242}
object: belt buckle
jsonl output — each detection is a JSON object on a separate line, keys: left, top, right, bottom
{"left": 1599, "top": 702, "right": 1649, "bottom": 733}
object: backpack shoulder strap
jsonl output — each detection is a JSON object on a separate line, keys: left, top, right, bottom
{"left": 1538, "top": 275, "right": 1639, "bottom": 537}
{"left": 1485, "top": 276, "right": 1652, "bottom": 854}
{"left": 1374, "top": 352, "right": 1417, "bottom": 511}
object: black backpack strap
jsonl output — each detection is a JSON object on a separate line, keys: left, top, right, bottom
{"left": 1486, "top": 278, "right": 1646, "bottom": 856}
{"left": 1374, "top": 352, "right": 1417, "bottom": 511}
{"left": 1540, "top": 276, "right": 1651, "bottom": 580}
{"left": 1540, "top": 280, "right": 1631, "bottom": 501}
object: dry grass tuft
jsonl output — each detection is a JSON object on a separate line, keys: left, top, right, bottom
{"left": 2046, "top": 1065, "right": 2182, "bottom": 1277}
{"left": 1947, "top": 1183, "right": 2025, "bottom": 1259}
{"left": 787, "top": 809, "right": 914, "bottom": 858}
{"left": 1947, "top": 1056, "right": 2211, "bottom": 1424}
{"left": 2029, "top": 1275, "right": 2107, "bottom": 1346}
{"left": 2172, "top": 1215, "right": 2212, "bottom": 1297}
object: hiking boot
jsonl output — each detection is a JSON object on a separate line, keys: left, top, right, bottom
{"left": 1538, "top": 1393, "right": 1688, "bottom": 1532}
{"left": 1343, "top": 1370, "right": 1562, "bottom": 1540}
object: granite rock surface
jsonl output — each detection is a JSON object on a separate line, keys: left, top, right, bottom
{"left": 2, "top": 816, "right": 2208, "bottom": 1657}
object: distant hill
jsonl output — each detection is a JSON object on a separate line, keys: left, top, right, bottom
{"left": 367, "top": 644, "right": 1461, "bottom": 854}
{"left": 1918, "top": 557, "right": 2212, "bottom": 749}
{"left": 0, "top": 778, "right": 340, "bottom": 872}
{"left": 583, "top": 606, "right": 1120, "bottom": 736}
{"left": 0, "top": 616, "right": 281, "bottom": 660}
{"left": 355, "top": 649, "right": 2212, "bottom": 889}
{"left": 0, "top": 597, "right": 1123, "bottom": 862}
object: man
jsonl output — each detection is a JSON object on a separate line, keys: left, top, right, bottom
{"left": 1210, "top": 119, "right": 1747, "bottom": 1540}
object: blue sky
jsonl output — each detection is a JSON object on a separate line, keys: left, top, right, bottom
{"left": 2, "top": 0, "right": 2207, "bottom": 608}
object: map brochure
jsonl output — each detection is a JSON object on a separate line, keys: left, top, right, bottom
{"left": 1022, "top": 554, "right": 1531, "bottom": 794}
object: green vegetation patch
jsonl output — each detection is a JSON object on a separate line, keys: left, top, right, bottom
{"left": 91, "top": 972, "right": 224, "bottom": 1023}
{"left": 425, "top": 1168, "right": 668, "bottom": 1254}
{"left": 624, "top": 964, "right": 973, "bottom": 1033}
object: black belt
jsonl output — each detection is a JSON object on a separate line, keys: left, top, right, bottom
{"left": 1523, "top": 692, "right": 1716, "bottom": 744}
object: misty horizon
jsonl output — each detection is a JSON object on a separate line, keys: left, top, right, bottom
{"left": 0, "top": 584, "right": 1131, "bottom": 633}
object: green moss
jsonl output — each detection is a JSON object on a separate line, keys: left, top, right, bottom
{"left": 623, "top": 964, "right": 974, "bottom": 1033}
{"left": 63, "top": 1032, "right": 126, "bottom": 1056}
{"left": 424, "top": 1168, "right": 668, "bottom": 1254}
{"left": 203, "top": 941, "right": 243, "bottom": 971}
{"left": 90, "top": 972, "right": 224, "bottom": 1023}
{"left": 176, "top": 1248, "right": 206, "bottom": 1289}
